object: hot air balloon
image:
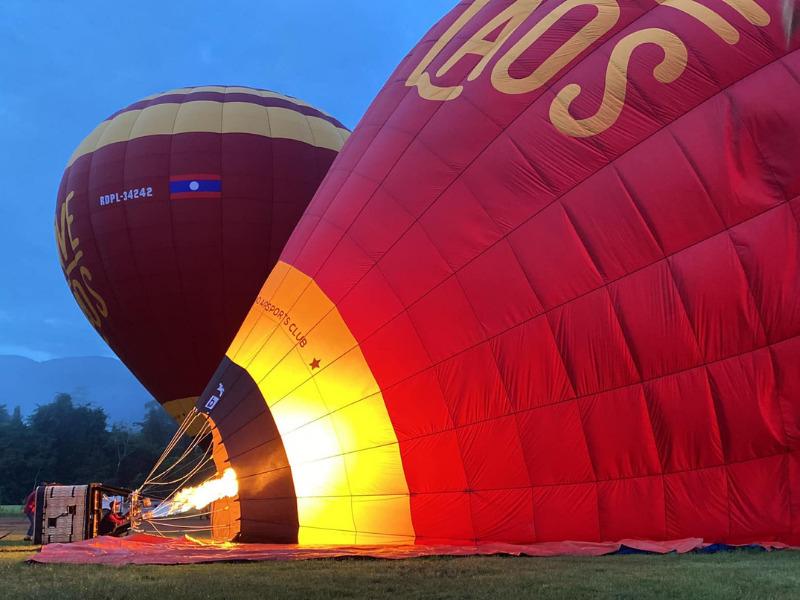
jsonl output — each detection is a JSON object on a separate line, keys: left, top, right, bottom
{"left": 195, "top": 1, "right": 800, "bottom": 546}
{"left": 55, "top": 86, "right": 349, "bottom": 423}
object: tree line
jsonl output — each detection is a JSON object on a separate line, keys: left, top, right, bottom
{"left": 0, "top": 394, "right": 178, "bottom": 504}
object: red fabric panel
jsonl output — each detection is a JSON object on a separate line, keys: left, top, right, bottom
{"left": 610, "top": 261, "right": 703, "bottom": 380}
{"left": 410, "top": 492, "right": 474, "bottom": 544}
{"left": 399, "top": 431, "right": 467, "bottom": 494}
{"left": 669, "top": 233, "right": 766, "bottom": 362}
{"left": 561, "top": 167, "right": 662, "bottom": 281}
{"left": 378, "top": 223, "right": 451, "bottom": 306}
{"left": 382, "top": 370, "right": 453, "bottom": 441}
{"left": 358, "top": 313, "right": 431, "bottom": 388}
{"left": 772, "top": 337, "right": 800, "bottom": 447}
{"left": 517, "top": 402, "right": 594, "bottom": 486}
{"left": 706, "top": 349, "right": 787, "bottom": 463}
{"left": 532, "top": 483, "right": 600, "bottom": 543}
{"left": 457, "top": 417, "right": 530, "bottom": 491}
{"left": 727, "top": 455, "right": 791, "bottom": 543}
{"left": 598, "top": 476, "right": 666, "bottom": 542}
{"left": 730, "top": 205, "right": 800, "bottom": 343}
{"left": 616, "top": 131, "right": 725, "bottom": 255}
{"left": 578, "top": 386, "right": 661, "bottom": 481}
{"left": 437, "top": 344, "right": 511, "bottom": 427}
{"left": 664, "top": 467, "right": 729, "bottom": 542}
{"left": 420, "top": 181, "right": 504, "bottom": 271}
{"left": 490, "top": 316, "right": 574, "bottom": 411}
{"left": 548, "top": 288, "right": 639, "bottom": 395}
{"left": 509, "top": 203, "right": 603, "bottom": 309}
{"left": 644, "top": 368, "right": 724, "bottom": 472}
{"left": 470, "top": 489, "right": 535, "bottom": 544}
{"left": 457, "top": 239, "right": 543, "bottom": 337}
{"left": 406, "top": 277, "right": 484, "bottom": 363}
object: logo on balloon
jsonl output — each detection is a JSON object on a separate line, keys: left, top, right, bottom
{"left": 406, "top": 0, "right": 771, "bottom": 137}
{"left": 55, "top": 191, "right": 110, "bottom": 336}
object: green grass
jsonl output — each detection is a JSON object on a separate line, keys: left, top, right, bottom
{"left": 1, "top": 521, "right": 799, "bottom": 599}
{"left": 0, "top": 505, "right": 22, "bottom": 515}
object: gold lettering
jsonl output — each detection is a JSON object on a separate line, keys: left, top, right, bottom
{"left": 80, "top": 265, "right": 109, "bottom": 320}
{"left": 406, "top": 0, "right": 492, "bottom": 101}
{"left": 722, "top": 0, "right": 770, "bottom": 26}
{"left": 657, "top": 0, "right": 769, "bottom": 43}
{"left": 55, "top": 189, "right": 110, "bottom": 331}
{"left": 71, "top": 278, "right": 103, "bottom": 328}
{"left": 55, "top": 191, "right": 78, "bottom": 265}
{"left": 436, "top": 0, "right": 543, "bottom": 84}
{"left": 492, "top": 0, "right": 621, "bottom": 95}
{"left": 550, "top": 28, "right": 688, "bottom": 137}
{"left": 63, "top": 249, "right": 84, "bottom": 278}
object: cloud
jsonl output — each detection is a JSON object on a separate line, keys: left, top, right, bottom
{"left": 0, "top": 344, "right": 56, "bottom": 362}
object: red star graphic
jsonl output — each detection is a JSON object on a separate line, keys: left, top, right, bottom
{"left": 309, "top": 358, "right": 321, "bottom": 370}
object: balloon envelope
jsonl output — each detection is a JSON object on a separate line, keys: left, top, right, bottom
{"left": 200, "top": 3, "right": 800, "bottom": 545}
{"left": 55, "top": 86, "right": 349, "bottom": 422}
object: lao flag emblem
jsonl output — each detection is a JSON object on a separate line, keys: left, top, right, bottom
{"left": 169, "top": 174, "right": 222, "bottom": 199}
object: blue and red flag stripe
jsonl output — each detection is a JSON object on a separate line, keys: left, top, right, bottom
{"left": 169, "top": 174, "right": 222, "bottom": 199}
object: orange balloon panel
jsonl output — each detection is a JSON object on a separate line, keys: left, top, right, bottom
{"left": 201, "top": 2, "right": 800, "bottom": 546}
{"left": 55, "top": 86, "right": 349, "bottom": 422}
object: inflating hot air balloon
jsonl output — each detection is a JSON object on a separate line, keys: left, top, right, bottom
{"left": 55, "top": 86, "right": 349, "bottom": 423}
{"left": 193, "top": 0, "right": 800, "bottom": 546}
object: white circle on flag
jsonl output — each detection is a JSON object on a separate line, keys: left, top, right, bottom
{"left": 189, "top": 181, "right": 200, "bottom": 191}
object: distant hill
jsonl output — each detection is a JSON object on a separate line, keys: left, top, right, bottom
{"left": 0, "top": 355, "right": 154, "bottom": 425}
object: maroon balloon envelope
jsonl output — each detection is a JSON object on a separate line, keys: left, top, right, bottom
{"left": 55, "top": 86, "right": 349, "bottom": 423}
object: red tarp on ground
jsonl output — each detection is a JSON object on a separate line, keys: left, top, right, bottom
{"left": 28, "top": 534, "right": 794, "bottom": 566}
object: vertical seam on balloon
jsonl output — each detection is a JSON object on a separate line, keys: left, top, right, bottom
{"left": 219, "top": 93, "right": 227, "bottom": 383}
{"left": 704, "top": 360, "right": 735, "bottom": 540}
{"left": 73, "top": 150, "right": 127, "bottom": 364}
{"left": 374, "top": 258, "right": 475, "bottom": 543}
{"left": 450, "top": 271, "right": 535, "bottom": 542}
{"left": 119, "top": 107, "right": 177, "bottom": 381}
{"left": 612, "top": 163, "right": 668, "bottom": 257}
{"left": 721, "top": 87, "right": 790, "bottom": 206}
{"left": 164, "top": 96, "right": 202, "bottom": 394}
{"left": 610, "top": 161, "right": 707, "bottom": 529}
{"left": 765, "top": 343, "right": 795, "bottom": 536}
{"left": 503, "top": 227, "right": 600, "bottom": 536}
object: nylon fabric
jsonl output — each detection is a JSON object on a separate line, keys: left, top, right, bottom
{"left": 200, "top": 0, "right": 800, "bottom": 546}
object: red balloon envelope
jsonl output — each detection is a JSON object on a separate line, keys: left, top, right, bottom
{"left": 199, "top": 2, "right": 800, "bottom": 546}
{"left": 55, "top": 86, "right": 349, "bottom": 422}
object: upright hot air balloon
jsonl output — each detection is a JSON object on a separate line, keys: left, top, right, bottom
{"left": 198, "top": 1, "right": 800, "bottom": 546}
{"left": 55, "top": 86, "right": 349, "bottom": 423}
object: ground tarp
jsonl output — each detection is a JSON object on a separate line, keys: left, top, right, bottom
{"left": 29, "top": 534, "right": 795, "bottom": 566}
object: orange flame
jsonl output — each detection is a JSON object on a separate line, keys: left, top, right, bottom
{"left": 150, "top": 468, "right": 238, "bottom": 518}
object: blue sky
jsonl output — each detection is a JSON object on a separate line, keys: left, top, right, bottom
{"left": 0, "top": 0, "right": 453, "bottom": 361}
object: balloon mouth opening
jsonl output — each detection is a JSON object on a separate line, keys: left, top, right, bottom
{"left": 130, "top": 409, "right": 242, "bottom": 541}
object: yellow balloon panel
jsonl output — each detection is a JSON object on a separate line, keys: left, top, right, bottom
{"left": 227, "top": 261, "right": 414, "bottom": 543}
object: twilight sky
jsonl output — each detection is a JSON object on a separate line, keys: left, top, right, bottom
{"left": 0, "top": 0, "right": 453, "bottom": 361}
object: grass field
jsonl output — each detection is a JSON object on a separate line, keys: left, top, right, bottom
{"left": 1, "top": 517, "right": 799, "bottom": 599}
{"left": 0, "top": 505, "right": 23, "bottom": 516}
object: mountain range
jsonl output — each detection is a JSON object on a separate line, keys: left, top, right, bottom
{"left": 0, "top": 355, "right": 154, "bottom": 425}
